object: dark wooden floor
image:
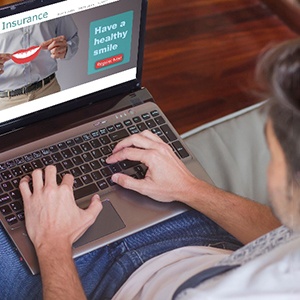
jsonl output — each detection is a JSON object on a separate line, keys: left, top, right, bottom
{"left": 142, "top": 0, "right": 297, "bottom": 134}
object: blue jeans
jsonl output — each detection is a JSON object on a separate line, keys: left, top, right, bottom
{"left": 0, "top": 209, "right": 242, "bottom": 300}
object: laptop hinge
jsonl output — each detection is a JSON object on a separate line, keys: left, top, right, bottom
{"left": 130, "top": 97, "right": 144, "bottom": 106}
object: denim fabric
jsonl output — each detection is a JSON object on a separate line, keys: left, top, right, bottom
{"left": 0, "top": 209, "right": 242, "bottom": 300}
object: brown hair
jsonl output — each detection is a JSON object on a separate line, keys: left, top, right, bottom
{"left": 256, "top": 38, "right": 300, "bottom": 183}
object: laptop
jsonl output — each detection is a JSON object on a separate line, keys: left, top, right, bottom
{"left": 0, "top": 0, "right": 213, "bottom": 275}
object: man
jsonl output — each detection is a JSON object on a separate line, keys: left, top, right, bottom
{"left": 1, "top": 38, "right": 300, "bottom": 299}
{"left": 0, "top": 16, "right": 79, "bottom": 110}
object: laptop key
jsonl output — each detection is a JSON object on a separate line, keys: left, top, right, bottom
{"left": 0, "top": 205, "right": 12, "bottom": 216}
{"left": 128, "top": 126, "right": 139, "bottom": 134}
{"left": 57, "top": 142, "right": 68, "bottom": 150}
{"left": 150, "top": 110, "right": 160, "bottom": 117}
{"left": 100, "top": 136, "right": 110, "bottom": 145}
{"left": 90, "top": 139, "right": 101, "bottom": 148}
{"left": 101, "top": 167, "right": 112, "bottom": 177}
{"left": 73, "top": 178, "right": 84, "bottom": 189}
{"left": 90, "top": 160, "right": 101, "bottom": 170}
{"left": 109, "top": 129, "right": 129, "bottom": 141}
{"left": 62, "top": 159, "right": 74, "bottom": 170}
{"left": 81, "top": 142, "right": 92, "bottom": 152}
{"left": 133, "top": 116, "right": 141, "bottom": 123}
{"left": 82, "top": 134, "right": 91, "bottom": 141}
{"left": 55, "top": 163, "right": 64, "bottom": 173}
{"left": 160, "top": 124, "right": 177, "bottom": 142}
{"left": 5, "top": 214, "right": 18, "bottom": 226}
{"left": 70, "top": 167, "right": 82, "bottom": 177}
{"left": 17, "top": 212, "right": 25, "bottom": 221}
{"left": 6, "top": 161, "right": 15, "bottom": 168}
{"left": 82, "top": 153, "right": 94, "bottom": 162}
{"left": 100, "top": 146, "right": 112, "bottom": 156}
{"left": 49, "top": 145, "right": 59, "bottom": 153}
{"left": 137, "top": 122, "right": 147, "bottom": 132}
{"left": 124, "top": 119, "right": 132, "bottom": 126}
{"left": 61, "top": 149, "right": 73, "bottom": 159}
{"left": 172, "top": 141, "right": 190, "bottom": 158}
{"left": 154, "top": 116, "right": 165, "bottom": 125}
{"left": 109, "top": 163, "right": 121, "bottom": 174}
{"left": 115, "top": 122, "right": 124, "bottom": 130}
{"left": 80, "top": 164, "right": 92, "bottom": 174}
{"left": 81, "top": 175, "right": 93, "bottom": 185}
{"left": 42, "top": 156, "right": 54, "bottom": 166}
{"left": 74, "top": 183, "right": 98, "bottom": 200}
{"left": 66, "top": 139, "right": 75, "bottom": 147}
{"left": 141, "top": 113, "right": 151, "bottom": 120}
{"left": 97, "top": 180, "right": 109, "bottom": 190}
{"left": 11, "top": 201, "right": 23, "bottom": 212}
{"left": 10, "top": 190, "right": 22, "bottom": 201}
{"left": 71, "top": 145, "right": 83, "bottom": 155}
{"left": 12, "top": 179, "right": 20, "bottom": 189}
{"left": 91, "top": 149, "right": 102, "bottom": 159}
{"left": 0, "top": 164, "right": 7, "bottom": 171}
{"left": 119, "top": 160, "right": 139, "bottom": 170}
{"left": 1, "top": 170, "right": 13, "bottom": 181}
{"left": 99, "top": 157, "right": 109, "bottom": 167}
{"left": 41, "top": 148, "right": 50, "bottom": 156}
{"left": 72, "top": 156, "right": 84, "bottom": 166}
{"left": 22, "top": 164, "right": 33, "bottom": 173}
{"left": 32, "top": 159, "right": 44, "bottom": 169}
{"left": 15, "top": 157, "right": 25, "bottom": 165}
{"left": 0, "top": 194, "right": 11, "bottom": 205}
{"left": 107, "top": 177, "right": 116, "bottom": 186}
{"left": 51, "top": 153, "right": 64, "bottom": 163}
{"left": 145, "top": 120, "right": 156, "bottom": 129}
{"left": 1, "top": 182, "right": 14, "bottom": 192}
{"left": 91, "top": 171, "right": 102, "bottom": 181}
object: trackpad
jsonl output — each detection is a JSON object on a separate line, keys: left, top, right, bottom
{"left": 73, "top": 199, "right": 125, "bottom": 248}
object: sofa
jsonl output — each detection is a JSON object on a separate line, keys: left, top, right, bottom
{"left": 182, "top": 102, "right": 269, "bottom": 206}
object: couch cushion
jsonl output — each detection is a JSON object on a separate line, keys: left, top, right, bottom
{"left": 182, "top": 103, "right": 270, "bottom": 205}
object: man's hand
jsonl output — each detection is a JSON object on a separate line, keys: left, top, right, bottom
{"left": 106, "top": 130, "right": 198, "bottom": 202}
{"left": 0, "top": 53, "right": 11, "bottom": 74}
{"left": 19, "top": 165, "right": 103, "bottom": 251}
{"left": 40, "top": 35, "right": 68, "bottom": 59}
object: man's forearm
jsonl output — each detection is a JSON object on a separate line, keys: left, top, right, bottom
{"left": 36, "top": 243, "right": 86, "bottom": 300}
{"left": 179, "top": 178, "right": 281, "bottom": 244}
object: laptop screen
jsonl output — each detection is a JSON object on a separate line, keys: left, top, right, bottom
{"left": 0, "top": 0, "right": 145, "bottom": 134}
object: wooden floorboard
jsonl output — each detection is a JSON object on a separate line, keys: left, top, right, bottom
{"left": 142, "top": 0, "right": 297, "bottom": 134}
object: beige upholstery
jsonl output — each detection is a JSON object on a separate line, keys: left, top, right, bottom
{"left": 182, "top": 102, "right": 270, "bottom": 205}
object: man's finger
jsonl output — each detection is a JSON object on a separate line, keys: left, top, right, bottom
{"left": 44, "top": 165, "right": 58, "bottom": 186}
{"left": 86, "top": 194, "right": 103, "bottom": 221}
{"left": 19, "top": 175, "right": 33, "bottom": 199}
{"left": 31, "top": 169, "right": 44, "bottom": 191}
{"left": 107, "top": 147, "right": 148, "bottom": 165}
{"left": 61, "top": 173, "right": 74, "bottom": 188}
{"left": 111, "top": 173, "right": 146, "bottom": 193}
{"left": 140, "top": 130, "right": 164, "bottom": 143}
{"left": 73, "top": 195, "right": 103, "bottom": 242}
{"left": 111, "top": 131, "right": 164, "bottom": 154}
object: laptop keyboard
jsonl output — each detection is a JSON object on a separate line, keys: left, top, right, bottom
{"left": 0, "top": 109, "right": 190, "bottom": 229}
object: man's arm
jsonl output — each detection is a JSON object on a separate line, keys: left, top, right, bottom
{"left": 106, "top": 130, "right": 281, "bottom": 245}
{"left": 19, "top": 166, "right": 102, "bottom": 300}
{"left": 35, "top": 242, "right": 86, "bottom": 299}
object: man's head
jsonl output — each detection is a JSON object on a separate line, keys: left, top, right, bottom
{"left": 256, "top": 38, "right": 300, "bottom": 231}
